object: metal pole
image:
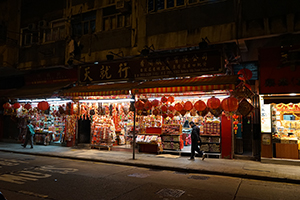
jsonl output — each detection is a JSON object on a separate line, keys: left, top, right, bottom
{"left": 132, "top": 94, "right": 136, "bottom": 160}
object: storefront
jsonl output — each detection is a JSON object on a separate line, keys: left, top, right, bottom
{"left": 259, "top": 45, "right": 300, "bottom": 160}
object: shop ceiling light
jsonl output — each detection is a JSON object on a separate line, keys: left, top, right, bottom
{"left": 79, "top": 99, "right": 134, "bottom": 103}
{"left": 18, "top": 99, "right": 32, "bottom": 103}
{"left": 31, "top": 99, "right": 46, "bottom": 102}
{"left": 289, "top": 93, "right": 297, "bottom": 96}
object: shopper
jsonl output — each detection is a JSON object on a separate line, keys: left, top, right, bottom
{"left": 22, "top": 120, "right": 35, "bottom": 149}
{"left": 189, "top": 121, "right": 205, "bottom": 160}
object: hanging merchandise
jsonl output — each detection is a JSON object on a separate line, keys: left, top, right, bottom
{"left": 238, "top": 68, "right": 253, "bottom": 81}
{"left": 184, "top": 101, "right": 193, "bottom": 111}
{"left": 161, "top": 96, "right": 168, "bottom": 103}
{"left": 151, "top": 99, "right": 160, "bottom": 107}
{"left": 232, "top": 114, "right": 239, "bottom": 134}
{"left": 135, "top": 100, "right": 144, "bottom": 110}
{"left": 13, "top": 102, "right": 21, "bottom": 109}
{"left": 174, "top": 102, "right": 183, "bottom": 111}
{"left": 38, "top": 101, "right": 50, "bottom": 111}
{"left": 237, "top": 98, "right": 254, "bottom": 116}
{"left": 207, "top": 96, "right": 221, "bottom": 109}
{"left": 144, "top": 100, "right": 152, "bottom": 110}
{"left": 24, "top": 103, "right": 32, "bottom": 110}
{"left": 194, "top": 100, "right": 206, "bottom": 112}
{"left": 3, "top": 102, "right": 11, "bottom": 109}
{"left": 167, "top": 96, "right": 175, "bottom": 103}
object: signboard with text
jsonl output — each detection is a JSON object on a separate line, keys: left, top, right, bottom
{"left": 79, "top": 49, "right": 224, "bottom": 83}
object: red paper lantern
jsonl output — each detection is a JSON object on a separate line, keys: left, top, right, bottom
{"left": 234, "top": 126, "right": 238, "bottom": 130}
{"left": 180, "top": 110, "right": 187, "bottom": 116}
{"left": 167, "top": 96, "right": 175, "bottom": 103}
{"left": 207, "top": 96, "right": 221, "bottom": 109}
{"left": 194, "top": 100, "right": 206, "bottom": 111}
{"left": 13, "top": 103, "right": 21, "bottom": 109}
{"left": 161, "top": 96, "right": 168, "bottom": 103}
{"left": 174, "top": 103, "right": 183, "bottom": 111}
{"left": 162, "top": 113, "right": 168, "bottom": 118}
{"left": 24, "top": 103, "right": 32, "bottom": 110}
{"left": 3, "top": 102, "right": 11, "bottom": 109}
{"left": 184, "top": 101, "right": 193, "bottom": 111}
{"left": 38, "top": 101, "right": 50, "bottom": 111}
{"left": 221, "top": 97, "right": 239, "bottom": 112}
{"left": 238, "top": 68, "right": 252, "bottom": 81}
{"left": 161, "top": 105, "right": 168, "bottom": 112}
{"left": 168, "top": 113, "right": 174, "bottom": 118}
{"left": 151, "top": 99, "right": 159, "bottom": 107}
{"left": 144, "top": 101, "right": 152, "bottom": 110}
{"left": 135, "top": 100, "right": 144, "bottom": 110}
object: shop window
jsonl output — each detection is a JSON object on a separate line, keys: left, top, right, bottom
{"left": 71, "top": 11, "right": 96, "bottom": 37}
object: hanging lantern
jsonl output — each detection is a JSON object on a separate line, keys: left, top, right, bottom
{"left": 13, "top": 103, "right": 21, "bottom": 109}
{"left": 167, "top": 96, "right": 175, "bottom": 103}
{"left": 151, "top": 99, "right": 160, "bottom": 107}
{"left": 135, "top": 100, "right": 144, "bottom": 110}
{"left": 207, "top": 96, "right": 221, "bottom": 109}
{"left": 153, "top": 109, "right": 160, "bottom": 116}
{"left": 233, "top": 120, "right": 239, "bottom": 125}
{"left": 144, "top": 100, "right": 152, "bottom": 110}
{"left": 162, "top": 113, "right": 168, "bottom": 118}
{"left": 174, "top": 103, "right": 183, "bottom": 111}
{"left": 194, "top": 100, "right": 206, "bottom": 111}
{"left": 180, "top": 110, "right": 187, "bottom": 116}
{"left": 161, "top": 96, "right": 168, "bottom": 103}
{"left": 37, "top": 101, "right": 50, "bottom": 111}
{"left": 3, "top": 102, "right": 11, "bottom": 110}
{"left": 221, "top": 97, "right": 239, "bottom": 112}
{"left": 184, "top": 101, "right": 193, "bottom": 111}
{"left": 238, "top": 68, "right": 252, "bottom": 81}
{"left": 24, "top": 103, "right": 32, "bottom": 110}
{"left": 168, "top": 105, "right": 175, "bottom": 111}
{"left": 168, "top": 113, "right": 174, "bottom": 119}
{"left": 161, "top": 105, "right": 168, "bottom": 112}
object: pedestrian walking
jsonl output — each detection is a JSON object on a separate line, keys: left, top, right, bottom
{"left": 189, "top": 121, "right": 205, "bottom": 160}
{"left": 22, "top": 120, "right": 35, "bottom": 149}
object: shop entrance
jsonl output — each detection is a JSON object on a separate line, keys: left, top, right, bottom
{"left": 78, "top": 116, "right": 91, "bottom": 144}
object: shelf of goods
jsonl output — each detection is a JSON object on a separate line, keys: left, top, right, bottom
{"left": 271, "top": 105, "right": 300, "bottom": 159}
{"left": 161, "top": 124, "right": 183, "bottom": 151}
{"left": 91, "top": 116, "right": 114, "bottom": 150}
{"left": 200, "top": 122, "right": 221, "bottom": 153}
{"left": 34, "top": 129, "right": 52, "bottom": 145}
{"left": 182, "top": 128, "right": 192, "bottom": 146}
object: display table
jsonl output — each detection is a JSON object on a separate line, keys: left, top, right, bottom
{"left": 35, "top": 131, "right": 52, "bottom": 145}
{"left": 138, "top": 143, "right": 162, "bottom": 154}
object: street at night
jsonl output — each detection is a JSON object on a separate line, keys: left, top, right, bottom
{"left": 0, "top": 151, "right": 300, "bottom": 200}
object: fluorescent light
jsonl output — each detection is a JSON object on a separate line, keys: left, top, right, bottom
{"left": 31, "top": 99, "right": 46, "bottom": 102}
{"left": 47, "top": 98, "right": 62, "bottom": 101}
{"left": 289, "top": 93, "right": 297, "bottom": 96}
{"left": 18, "top": 99, "right": 32, "bottom": 103}
{"left": 79, "top": 99, "right": 134, "bottom": 103}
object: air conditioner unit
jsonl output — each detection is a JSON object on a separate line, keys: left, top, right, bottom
{"left": 38, "top": 20, "right": 48, "bottom": 28}
{"left": 116, "top": 0, "right": 130, "bottom": 13}
{"left": 28, "top": 23, "right": 36, "bottom": 31}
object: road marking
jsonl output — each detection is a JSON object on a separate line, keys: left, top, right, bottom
{"left": 37, "top": 165, "right": 78, "bottom": 174}
{"left": 0, "top": 159, "right": 28, "bottom": 167}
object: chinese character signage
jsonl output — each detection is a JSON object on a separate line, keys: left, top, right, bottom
{"left": 259, "top": 46, "right": 300, "bottom": 94}
{"left": 79, "top": 49, "right": 224, "bottom": 83}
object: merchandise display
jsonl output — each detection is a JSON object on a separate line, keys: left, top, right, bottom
{"left": 270, "top": 103, "right": 300, "bottom": 159}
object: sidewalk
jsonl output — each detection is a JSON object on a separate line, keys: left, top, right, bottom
{"left": 1, "top": 142, "right": 300, "bottom": 184}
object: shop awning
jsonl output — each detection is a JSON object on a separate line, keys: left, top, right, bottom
{"left": 133, "top": 75, "right": 238, "bottom": 94}
{"left": 4, "top": 81, "right": 74, "bottom": 99}
{"left": 62, "top": 82, "right": 138, "bottom": 97}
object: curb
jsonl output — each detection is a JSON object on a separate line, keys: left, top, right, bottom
{"left": 1, "top": 149, "right": 300, "bottom": 185}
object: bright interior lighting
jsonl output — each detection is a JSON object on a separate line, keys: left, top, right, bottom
{"left": 18, "top": 99, "right": 32, "bottom": 103}
{"left": 148, "top": 95, "right": 229, "bottom": 101}
{"left": 31, "top": 99, "right": 46, "bottom": 102}
{"left": 47, "top": 98, "right": 62, "bottom": 101}
{"left": 79, "top": 99, "right": 134, "bottom": 103}
{"left": 289, "top": 93, "right": 297, "bottom": 96}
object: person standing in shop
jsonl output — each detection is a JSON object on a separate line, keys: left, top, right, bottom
{"left": 22, "top": 120, "right": 35, "bottom": 149}
{"left": 189, "top": 121, "right": 205, "bottom": 160}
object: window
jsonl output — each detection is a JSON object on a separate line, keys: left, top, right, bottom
{"left": 148, "top": 0, "right": 185, "bottom": 12}
{"left": 102, "top": 12, "right": 131, "bottom": 31}
{"left": 21, "top": 28, "right": 39, "bottom": 46}
{"left": 71, "top": 11, "right": 96, "bottom": 37}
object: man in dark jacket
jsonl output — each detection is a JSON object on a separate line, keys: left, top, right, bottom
{"left": 189, "top": 121, "right": 205, "bottom": 160}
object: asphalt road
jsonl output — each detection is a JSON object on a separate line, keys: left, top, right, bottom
{"left": 0, "top": 152, "right": 299, "bottom": 200}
